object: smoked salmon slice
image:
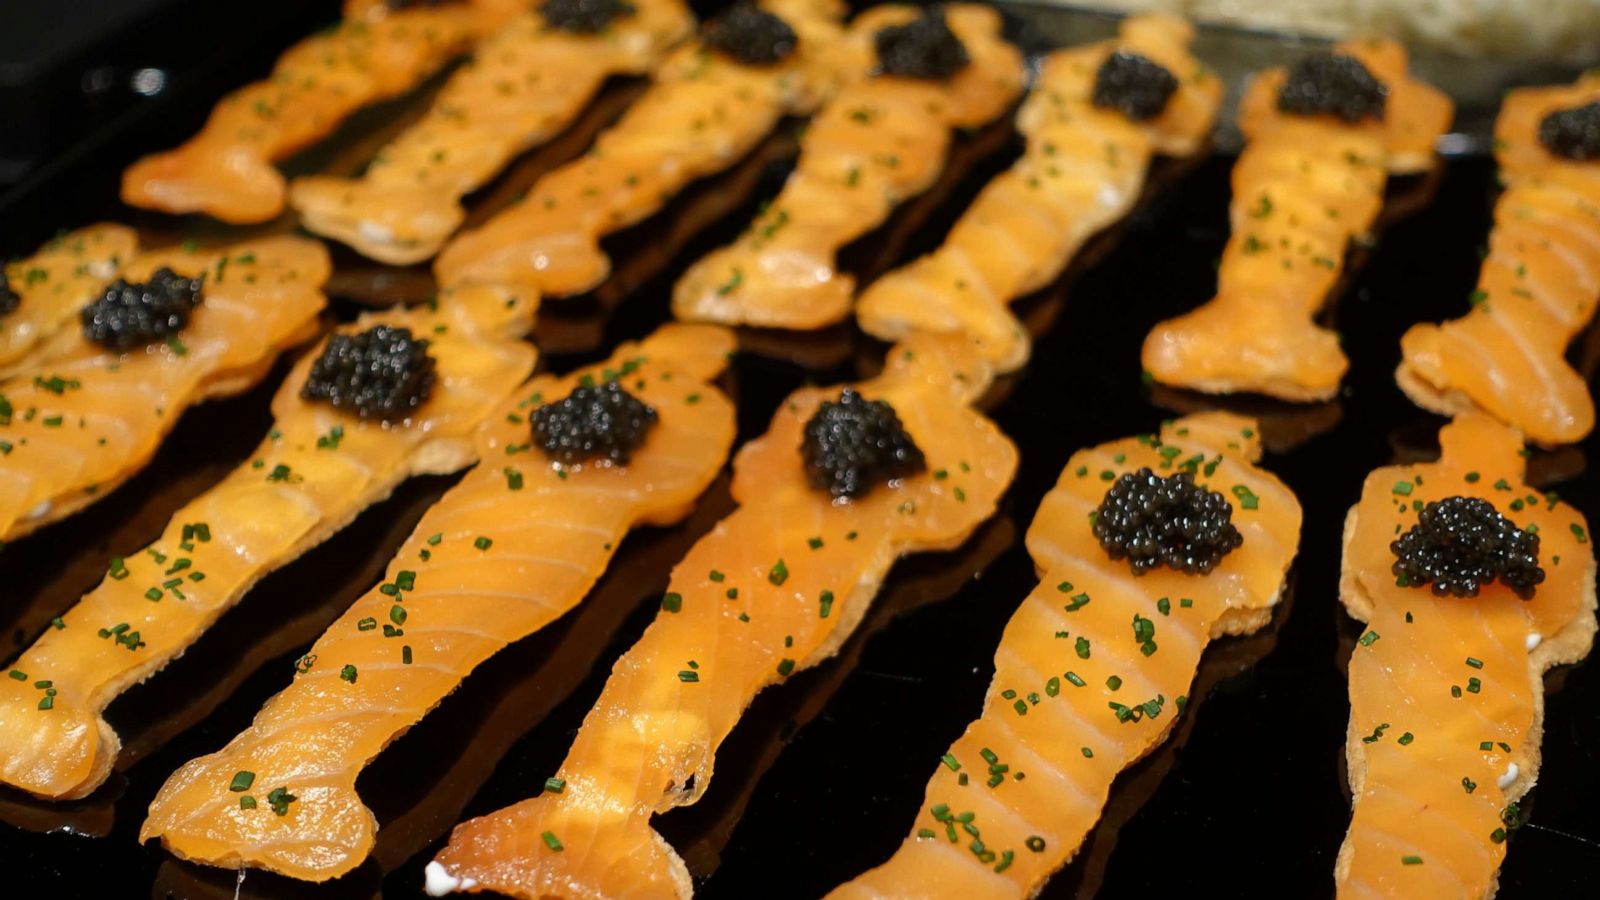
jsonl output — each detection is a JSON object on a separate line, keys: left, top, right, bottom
{"left": 1142, "top": 39, "right": 1453, "bottom": 401}
{"left": 1336, "top": 413, "right": 1595, "bottom": 898}
{"left": 0, "top": 225, "right": 139, "bottom": 379}
{"left": 0, "top": 286, "right": 536, "bottom": 800}
{"left": 1398, "top": 75, "right": 1600, "bottom": 446}
{"left": 856, "top": 14, "right": 1222, "bottom": 372}
{"left": 290, "top": 0, "right": 695, "bottom": 265}
{"left": 423, "top": 333, "right": 1017, "bottom": 898}
{"left": 0, "top": 236, "right": 330, "bottom": 542}
{"left": 830, "top": 412, "right": 1301, "bottom": 899}
{"left": 433, "top": 0, "right": 851, "bottom": 299}
{"left": 138, "top": 324, "right": 736, "bottom": 881}
{"left": 671, "top": 4, "right": 1026, "bottom": 329}
{"left": 120, "top": 0, "right": 524, "bottom": 224}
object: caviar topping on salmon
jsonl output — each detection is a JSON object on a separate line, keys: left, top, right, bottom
{"left": 704, "top": 1, "right": 798, "bottom": 65}
{"left": 121, "top": 0, "right": 524, "bottom": 223}
{"left": 1142, "top": 39, "right": 1453, "bottom": 401}
{"left": 423, "top": 333, "right": 1016, "bottom": 899}
{"left": 434, "top": 0, "right": 849, "bottom": 299}
{"left": 0, "top": 287, "right": 535, "bottom": 801}
{"left": 1398, "top": 74, "right": 1600, "bottom": 446}
{"left": 139, "top": 325, "right": 736, "bottom": 881}
{"left": 0, "top": 224, "right": 139, "bottom": 379}
{"left": 671, "top": 3, "right": 1025, "bottom": 329}
{"left": 290, "top": 0, "right": 694, "bottom": 265}
{"left": 1336, "top": 413, "right": 1595, "bottom": 897}
{"left": 856, "top": 14, "right": 1221, "bottom": 371}
{"left": 0, "top": 237, "right": 331, "bottom": 543}
{"left": 829, "top": 413, "right": 1301, "bottom": 899}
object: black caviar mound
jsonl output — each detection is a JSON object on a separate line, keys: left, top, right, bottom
{"left": 1538, "top": 100, "right": 1600, "bottom": 161}
{"left": 705, "top": 3, "right": 798, "bottom": 67}
{"left": 1391, "top": 496, "right": 1545, "bottom": 599}
{"left": 532, "top": 381, "right": 658, "bottom": 465}
{"left": 801, "top": 388, "right": 925, "bottom": 499}
{"left": 301, "top": 325, "right": 437, "bottom": 422}
{"left": 1277, "top": 51, "right": 1387, "bottom": 123}
{"left": 874, "top": 8, "right": 969, "bottom": 81}
{"left": 1092, "top": 51, "right": 1179, "bottom": 122}
{"left": 0, "top": 272, "right": 18, "bottom": 317}
{"left": 1094, "top": 468, "right": 1243, "bottom": 575}
{"left": 80, "top": 267, "right": 203, "bottom": 352}
{"left": 539, "top": 0, "right": 635, "bottom": 34}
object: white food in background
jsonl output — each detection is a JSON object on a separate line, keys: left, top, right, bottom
{"left": 1053, "top": 0, "right": 1600, "bottom": 63}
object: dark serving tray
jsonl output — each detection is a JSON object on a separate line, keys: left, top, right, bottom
{"left": 2, "top": 2, "right": 1598, "bottom": 897}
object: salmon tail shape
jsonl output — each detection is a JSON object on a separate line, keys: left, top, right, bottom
{"left": 1335, "top": 413, "right": 1595, "bottom": 898}
{"left": 1141, "top": 39, "right": 1453, "bottom": 402}
{"left": 423, "top": 333, "right": 1017, "bottom": 898}
{"left": 670, "top": 3, "right": 1026, "bottom": 330}
{"left": 139, "top": 324, "right": 737, "bottom": 881}
{"left": 433, "top": 0, "right": 850, "bottom": 298}
{"left": 0, "top": 236, "right": 331, "bottom": 543}
{"left": 290, "top": 0, "right": 696, "bottom": 265}
{"left": 0, "top": 287, "right": 537, "bottom": 801}
{"left": 120, "top": 1, "right": 520, "bottom": 223}
{"left": 829, "top": 413, "right": 1301, "bottom": 899}
{"left": 1398, "top": 74, "right": 1600, "bottom": 446}
{"left": 857, "top": 14, "right": 1222, "bottom": 373}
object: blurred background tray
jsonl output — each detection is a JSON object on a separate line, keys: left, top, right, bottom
{"left": 1, "top": 2, "right": 1597, "bottom": 897}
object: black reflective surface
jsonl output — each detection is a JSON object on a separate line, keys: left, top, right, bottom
{"left": 2, "top": 3, "right": 1599, "bottom": 899}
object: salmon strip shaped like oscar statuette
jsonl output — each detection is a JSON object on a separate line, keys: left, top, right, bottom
{"left": 857, "top": 14, "right": 1220, "bottom": 373}
{"left": 672, "top": 4, "right": 1025, "bottom": 329}
{"left": 0, "top": 287, "right": 535, "bottom": 800}
{"left": 1399, "top": 77, "right": 1600, "bottom": 446}
{"left": 1142, "top": 40, "right": 1453, "bottom": 401}
{"left": 1336, "top": 413, "right": 1595, "bottom": 897}
{"left": 291, "top": 0, "right": 695, "bottom": 265}
{"left": 120, "top": 0, "right": 525, "bottom": 223}
{"left": 857, "top": 12, "right": 1216, "bottom": 369}
{"left": 434, "top": 0, "right": 850, "bottom": 298}
{"left": 831, "top": 412, "right": 1301, "bottom": 898}
{"left": 140, "top": 324, "right": 736, "bottom": 881}
{"left": 423, "top": 334, "right": 1018, "bottom": 898}
{"left": 0, "top": 236, "right": 330, "bottom": 542}
{"left": 0, "top": 225, "right": 140, "bottom": 379}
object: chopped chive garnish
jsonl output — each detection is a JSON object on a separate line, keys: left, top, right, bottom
{"left": 1359, "top": 630, "right": 1380, "bottom": 646}
{"left": 340, "top": 665, "right": 357, "bottom": 683}
{"left": 544, "top": 777, "right": 566, "bottom": 794}
{"left": 229, "top": 771, "right": 255, "bottom": 792}
{"left": 542, "top": 831, "right": 564, "bottom": 852}
{"left": 768, "top": 559, "right": 788, "bottom": 586}
{"left": 474, "top": 536, "right": 493, "bottom": 551}
{"left": 661, "top": 592, "right": 683, "bottom": 613}
{"left": 678, "top": 670, "right": 699, "bottom": 683}
{"left": 776, "top": 658, "right": 796, "bottom": 677}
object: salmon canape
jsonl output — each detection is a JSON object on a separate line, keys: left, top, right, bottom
{"left": 0, "top": 225, "right": 139, "bottom": 380}
{"left": 291, "top": 0, "right": 695, "bottom": 265}
{"left": 120, "top": 0, "right": 524, "bottom": 223}
{"left": 1142, "top": 39, "right": 1453, "bottom": 401}
{"left": 672, "top": 4, "right": 1025, "bottom": 330}
{"left": 857, "top": 14, "right": 1221, "bottom": 373}
{"left": 1399, "top": 75, "right": 1600, "bottom": 446}
{"left": 0, "top": 286, "right": 536, "bottom": 800}
{"left": 423, "top": 333, "right": 1017, "bottom": 898}
{"left": 0, "top": 236, "right": 330, "bottom": 542}
{"left": 434, "top": 0, "right": 851, "bottom": 299}
{"left": 1336, "top": 413, "right": 1595, "bottom": 897}
{"left": 139, "top": 324, "right": 735, "bottom": 880}
{"left": 831, "top": 412, "right": 1301, "bottom": 898}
